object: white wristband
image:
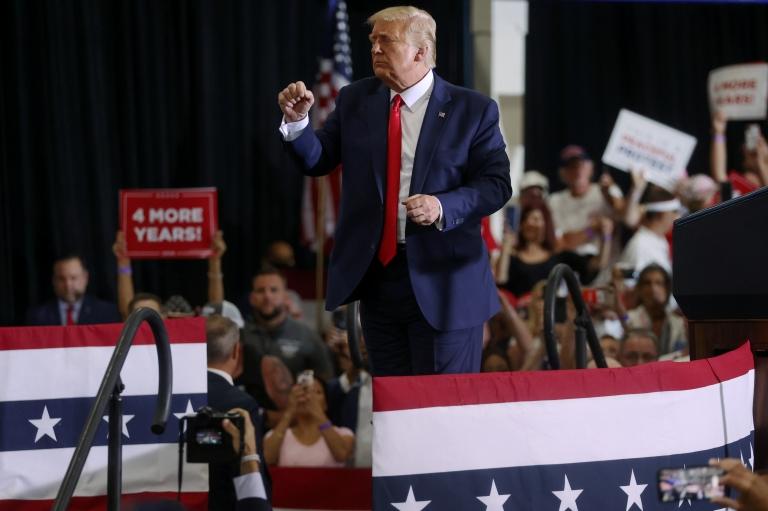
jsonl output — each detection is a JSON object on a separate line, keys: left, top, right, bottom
{"left": 241, "top": 453, "right": 261, "bottom": 464}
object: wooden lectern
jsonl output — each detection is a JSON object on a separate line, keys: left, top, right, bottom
{"left": 674, "top": 187, "right": 768, "bottom": 470}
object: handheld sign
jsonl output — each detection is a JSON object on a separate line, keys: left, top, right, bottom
{"left": 708, "top": 63, "right": 768, "bottom": 120}
{"left": 602, "top": 109, "right": 697, "bottom": 191}
{"left": 120, "top": 188, "right": 218, "bottom": 259}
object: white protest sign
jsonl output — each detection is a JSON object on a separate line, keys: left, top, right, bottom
{"left": 602, "top": 109, "right": 697, "bottom": 191}
{"left": 708, "top": 63, "right": 768, "bottom": 120}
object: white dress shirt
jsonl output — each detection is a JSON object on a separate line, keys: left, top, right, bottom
{"left": 58, "top": 298, "right": 83, "bottom": 325}
{"left": 279, "top": 70, "right": 441, "bottom": 242}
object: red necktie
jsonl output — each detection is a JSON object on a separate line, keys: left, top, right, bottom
{"left": 66, "top": 304, "right": 75, "bottom": 326}
{"left": 378, "top": 94, "right": 403, "bottom": 266}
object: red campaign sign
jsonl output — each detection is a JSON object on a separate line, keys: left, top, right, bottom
{"left": 119, "top": 188, "right": 218, "bottom": 259}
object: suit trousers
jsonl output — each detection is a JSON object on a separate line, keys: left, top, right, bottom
{"left": 358, "top": 245, "right": 482, "bottom": 376}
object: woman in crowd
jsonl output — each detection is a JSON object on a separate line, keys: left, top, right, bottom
{"left": 263, "top": 375, "right": 355, "bottom": 467}
{"left": 499, "top": 201, "right": 613, "bottom": 297}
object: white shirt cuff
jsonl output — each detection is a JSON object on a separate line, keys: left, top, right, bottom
{"left": 279, "top": 115, "right": 309, "bottom": 141}
{"left": 435, "top": 199, "right": 445, "bottom": 230}
{"left": 234, "top": 472, "right": 268, "bottom": 500}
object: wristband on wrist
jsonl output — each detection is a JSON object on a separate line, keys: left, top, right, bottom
{"left": 241, "top": 453, "right": 260, "bottom": 464}
{"left": 585, "top": 227, "right": 596, "bottom": 240}
{"left": 318, "top": 420, "right": 333, "bottom": 432}
{"left": 713, "top": 133, "right": 726, "bottom": 143}
{"left": 117, "top": 265, "right": 132, "bottom": 275}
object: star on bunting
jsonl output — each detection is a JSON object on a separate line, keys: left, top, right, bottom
{"left": 391, "top": 485, "right": 430, "bottom": 511}
{"left": 552, "top": 474, "right": 583, "bottom": 511}
{"left": 477, "top": 479, "right": 510, "bottom": 511}
{"left": 29, "top": 405, "right": 62, "bottom": 442}
{"left": 102, "top": 413, "right": 135, "bottom": 438}
{"left": 620, "top": 470, "right": 647, "bottom": 511}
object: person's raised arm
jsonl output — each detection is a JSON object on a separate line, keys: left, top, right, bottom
{"left": 208, "top": 230, "right": 226, "bottom": 305}
{"left": 588, "top": 217, "right": 614, "bottom": 273}
{"left": 263, "top": 384, "right": 300, "bottom": 465}
{"left": 112, "top": 231, "right": 134, "bottom": 320}
{"left": 599, "top": 171, "right": 625, "bottom": 217}
{"left": 711, "top": 110, "right": 728, "bottom": 183}
{"left": 307, "top": 388, "right": 355, "bottom": 463}
{"left": 496, "top": 290, "right": 535, "bottom": 370}
{"left": 223, "top": 408, "right": 270, "bottom": 510}
{"left": 624, "top": 168, "right": 647, "bottom": 229}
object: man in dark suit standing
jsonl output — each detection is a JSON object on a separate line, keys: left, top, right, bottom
{"left": 26, "top": 255, "right": 120, "bottom": 326}
{"left": 278, "top": 6, "right": 511, "bottom": 376}
{"left": 206, "top": 316, "right": 271, "bottom": 511}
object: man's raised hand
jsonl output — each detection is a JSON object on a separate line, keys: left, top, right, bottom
{"left": 278, "top": 81, "right": 315, "bottom": 122}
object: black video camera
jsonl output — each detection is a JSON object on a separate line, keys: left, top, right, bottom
{"left": 180, "top": 406, "right": 244, "bottom": 464}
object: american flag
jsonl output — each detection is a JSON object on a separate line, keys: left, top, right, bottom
{"left": 372, "top": 343, "right": 755, "bottom": 511}
{"left": 0, "top": 319, "right": 209, "bottom": 511}
{"left": 300, "top": 0, "right": 352, "bottom": 252}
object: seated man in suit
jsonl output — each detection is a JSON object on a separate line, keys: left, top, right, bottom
{"left": 207, "top": 315, "right": 271, "bottom": 511}
{"left": 26, "top": 254, "right": 120, "bottom": 326}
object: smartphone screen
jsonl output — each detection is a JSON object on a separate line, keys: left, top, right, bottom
{"left": 658, "top": 466, "right": 724, "bottom": 502}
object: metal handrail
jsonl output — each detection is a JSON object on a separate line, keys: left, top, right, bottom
{"left": 346, "top": 301, "right": 363, "bottom": 369}
{"left": 52, "top": 307, "right": 173, "bottom": 511}
{"left": 543, "top": 264, "right": 607, "bottom": 370}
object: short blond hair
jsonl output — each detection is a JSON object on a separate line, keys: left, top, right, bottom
{"left": 368, "top": 6, "right": 436, "bottom": 68}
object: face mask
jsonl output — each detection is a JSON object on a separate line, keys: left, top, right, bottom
{"left": 594, "top": 318, "right": 624, "bottom": 340}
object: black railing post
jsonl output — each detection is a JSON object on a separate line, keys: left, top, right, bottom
{"left": 107, "top": 377, "right": 125, "bottom": 511}
{"left": 543, "top": 264, "right": 607, "bottom": 370}
{"left": 52, "top": 308, "right": 172, "bottom": 511}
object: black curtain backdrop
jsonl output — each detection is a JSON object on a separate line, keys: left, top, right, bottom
{"left": 526, "top": 1, "right": 768, "bottom": 192}
{"left": 0, "top": 0, "right": 468, "bottom": 326}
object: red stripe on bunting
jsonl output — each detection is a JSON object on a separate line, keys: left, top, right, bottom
{"left": 374, "top": 341, "right": 754, "bottom": 412}
{"left": 0, "top": 491, "right": 207, "bottom": 511}
{"left": 0, "top": 317, "right": 205, "bottom": 351}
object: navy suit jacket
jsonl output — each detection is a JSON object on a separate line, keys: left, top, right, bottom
{"left": 289, "top": 73, "right": 512, "bottom": 330}
{"left": 25, "top": 295, "right": 121, "bottom": 326}
{"left": 207, "top": 371, "right": 272, "bottom": 511}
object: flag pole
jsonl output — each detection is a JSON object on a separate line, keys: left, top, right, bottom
{"left": 315, "top": 176, "right": 326, "bottom": 335}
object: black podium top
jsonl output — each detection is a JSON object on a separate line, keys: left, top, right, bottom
{"left": 673, "top": 186, "right": 768, "bottom": 320}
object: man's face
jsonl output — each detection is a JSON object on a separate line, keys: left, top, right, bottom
{"left": 52, "top": 258, "right": 88, "bottom": 304}
{"left": 250, "top": 274, "right": 286, "bottom": 321}
{"left": 637, "top": 270, "right": 668, "bottom": 309}
{"left": 619, "top": 336, "right": 658, "bottom": 367}
{"left": 369, "top": 20, "right": 422, "bottom": 90}
{"left": 561, "top": 160, "right": 593, "bottom": 193}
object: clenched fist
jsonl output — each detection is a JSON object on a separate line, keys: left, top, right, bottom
{"left": 278, "top": 81, "right": 315, "bottom": 122}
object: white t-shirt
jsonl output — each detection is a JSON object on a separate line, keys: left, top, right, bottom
{"left": 618, "top": 225, "right": 672, "bottom": 275}
{"left": 547, "top": 183, "right": 621, "bottom": 255}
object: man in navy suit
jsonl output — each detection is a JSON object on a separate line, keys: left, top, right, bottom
{"left": 206, "top": 315, "right": 271, "bottom": 511}
{"left": 278, "top": 6, "right": 511, "bottom": 376}
{"left": 26, "top": 255, "right": 120, "bottom": 326}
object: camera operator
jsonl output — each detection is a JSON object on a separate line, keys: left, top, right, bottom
{"left": 222, "top": 408, "right": 270, "bottom": 511}
{"left": 710, "top": 458, "right": 768, "bottom": 511}
{"left": 207, "top": 316, "right": 270, "bottom": 510}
